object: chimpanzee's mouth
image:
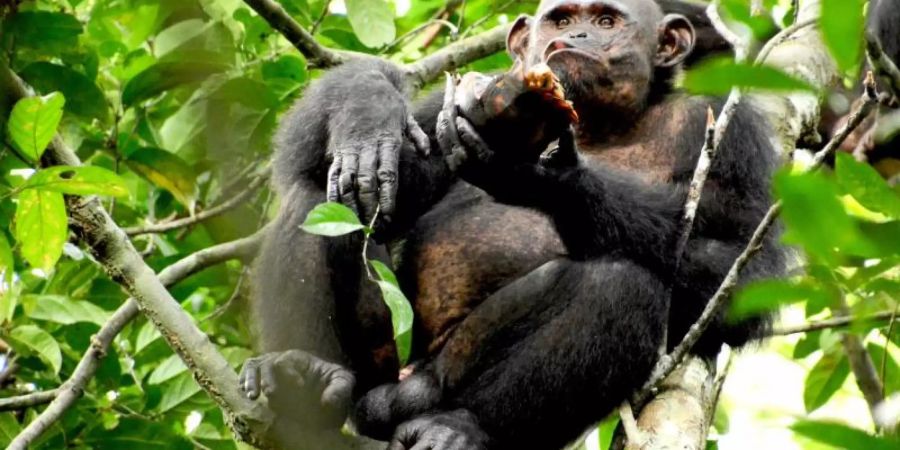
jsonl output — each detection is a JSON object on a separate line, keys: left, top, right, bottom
{"left": 542, "top": 40, "right": 602, "bottom": 63}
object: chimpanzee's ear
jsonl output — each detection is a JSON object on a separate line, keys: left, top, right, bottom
{"left": 655, "top": 14, "right": 695, "bottom": 67}
{"left": 507, "top": 15, "right": 532, "bottom": 61}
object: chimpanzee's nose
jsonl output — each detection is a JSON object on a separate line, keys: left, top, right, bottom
{"left": 570, "top": 32, "right": 588, "bottom": 39}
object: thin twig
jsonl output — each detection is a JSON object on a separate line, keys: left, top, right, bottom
{"left": 618, "top": 402, "right": 644, "bottom": 447}
{"left": 772, "top": 309, "right": 898, "bottom": 336}
{"left": 0, "top": 389, "right": 58, "bottom": 412}
{"left": 837, "top": 299, "right": 884, "bottom": 421}
{"left": 634, "top": 73, "right": 881, "bottom": 407}
{"left": 866, "top": 30, "right": 900, "bottom": 100}
{"left": 309, "top": 0, "right": 331, "bottom": 35}
{"left": 123, "top": 169, "right": 269, "bottom": 236}
{"left": 882, "top": 305, "right": 898, "bottom": 398}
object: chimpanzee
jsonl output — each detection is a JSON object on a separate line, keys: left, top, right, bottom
{"left": 239, "top": 0, "right": 787, "bottom": 449}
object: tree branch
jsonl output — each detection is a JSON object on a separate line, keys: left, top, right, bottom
{"left": 1, "top": 66, "right": 275, "bottom": 448}
{"left": 123, "top": 168, "right": 270, "bottom": 236}
{"left": 5, "top": 230, "right": 264, "bottom": 447}
{"left": 635, "top": 72, "right": 879, "bottom": 408}
{"left": 866, "top": 30, "right": 900, "bottom": 99}
{"left": 772, "top": 310, "right": 898, "bottom": 336}
{"left": 837, "top": 299, "right": 885, "bottom": 421}
{"left": 402, "top": 24, "right": 510, "bottom": 88}
{"left": 241, "top": 0, "right": 348, "bottom": 68}
{"left": 0, "top": 389, "right": 58, "bottom": 412}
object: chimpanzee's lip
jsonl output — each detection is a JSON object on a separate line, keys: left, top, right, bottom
{"left": 543, "top": 46, "right": 602, "bottom": 64}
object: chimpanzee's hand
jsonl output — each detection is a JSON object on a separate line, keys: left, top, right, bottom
{"left": 239, "top": 350, "right": 355, "bottom": 428}
{"left": 436, "top": 74, "right": 494, "bottom": 173}
{"left": 388, "top": 409, "right": 489, "bottom": 450}
{"left": 326, "top": 71, "right": 430, "bottom": 223}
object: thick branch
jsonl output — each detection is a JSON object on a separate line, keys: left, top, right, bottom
{"left": 6, "top": 231, "right": 264, "bottom": 448}
{"left": 241, "top": 0, "right": 347, "bottom": 68}
{"left": 1, "top": 67, "right": 275, "bottom": 448}
{"left": 837, "top": 300, "right": 885, "bottom": 421}
{"left": 124, "top": 169, "right": 269, "bottom": 236}
{"left": 402, "top": 24, "right": 510, "bottom": 88}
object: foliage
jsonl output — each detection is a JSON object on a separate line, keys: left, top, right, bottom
{"left": 0, "top": 0, "right": 896, "bottom": 449}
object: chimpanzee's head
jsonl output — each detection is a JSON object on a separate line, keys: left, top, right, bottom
{"left": 507, "top": 0, "right": 695, "bottom": 117}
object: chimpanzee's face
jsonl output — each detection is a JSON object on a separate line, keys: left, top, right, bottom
{"left": 507, "top": 0, "right": 695, "bottom": 117}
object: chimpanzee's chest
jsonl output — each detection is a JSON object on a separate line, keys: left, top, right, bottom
{"left": 396, "top": 182, "right": 564, "bottom": 355}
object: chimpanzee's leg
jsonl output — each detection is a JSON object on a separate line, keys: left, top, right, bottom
{"left": 356, "top": 257, "right": 667, "bottom": 450}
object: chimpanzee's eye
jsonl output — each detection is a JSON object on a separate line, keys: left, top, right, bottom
{"left": 598, "top": 15, "right": 615, "bottom": 28}
{"left": 556, "top": 17, "right": 571, "bottom": 28}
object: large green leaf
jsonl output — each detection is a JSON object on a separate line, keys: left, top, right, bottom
{"left": 26, "top": 295, "right": 111, "bottom": 326}
{"left": 345, "top": 0, "right": 396, "bottom": 48}
{"left": 24, "top": 166, "right": 129, "bottom": 198}
{"left": 156, "top": 372, "right": 202, "bottom": 413}
{"left": 775, "top": 170, "right": 875, "bottom": 263}
{"left": 125, "top": 147, "right": 197, "bottom": 208}
{"left": 729, "top": 279, "right": 828, "bottom": 321}
{"left": 7, "top": 92, "right": 66, "bottom": 161}
{"left": 792, "top": 420, "right": 897, "bottom": 450}
{"left": 300, "top": 202, "right": 366, "bottom": 236}
{"left": 682, "top": 58, "right": 814, "bottom": 96}
{"left": 820, "top": 0, "right": 866, "bottom": 74}
{"left": 0, "top": 413, "right": 22, "bottom": 448}
{"left": 121, "top": 61, "right": 229, "bottom": 107}
{"left": 370, "top": 260, "right": 413, "bottom": 365}
{"left": 9, "top": 325, "right": 62, "bottom": 374}
{"left": 866, "top": 342, "right": 900, "bottom": 395}
{"left": 14, "top": 189, "right": 68, "bottom": 272}
{"left": 802, "top": 350, "right": 849, "bottom": 413}
{"left": 8, "top": 11, "right": 82, "bottom": 54}
{"left": 836, "top": 153, "right": 900, "bottom": 219}
{"left": 19, "top": 62, "right": 109, "bottom": 122}
{"left": 147, "top": 353, "right": 188, "bottom": 385}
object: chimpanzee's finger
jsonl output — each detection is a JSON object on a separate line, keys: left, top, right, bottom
{"left": 239, "top": 360, "right": 261, "bottom": 400}
{"left": 406, "top": 114, "right": 431, "bottom": 156}
{"left": 327, "top": 154, "right": 342, "bottom": 203}
{"left": 339, "top": 150, "right": 360, "bottom": 215}
{"left": 455, "top": 117, "right": 493, "bottom": 163}
{"left": 357, "top": 144, "right": 380, "bottom": 222}
{"left": 376, "top": 139, "right": 400, "bottom": 217}
{"left": 260, "top": 361, "right": 278, "bottom": 397}
{"left": 321, "top": 370, "right": 355, "bottom": 410}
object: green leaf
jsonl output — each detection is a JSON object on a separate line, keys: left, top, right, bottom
{"left": 0, "top": 233, "right": 13, "bottom": 280}
{"left": 125, "top": 148, "right": 197, "bottom": 209}
{"left": 156, "top": 371, "right": 201, "bottom": 413}
{"left": 19, "top": 62, "right": 109, "bottom": 122}
{"left": 0, "top": 413, "right": 22, "bottom": 448}
{"left": 147, "top": 353, "right": 187, "bottom": 385}
{"left": 84, "top": 417, "right": 192, "bottom": 450}
{"left": 775, "top": 170, "right": 874, "bottom": 263}
{"left": 7, "top": 92, "right": 66, "bottom": 161}
{"left": 122, "top": 61, "right": 229, "bottom": 107}
{"left": 300, "top": 202, "right": 365, "bottom": 236}
{"left": 27, "top": 295, "right": 111, "bottom": 326}
{"left": 802, "top": 351, "right": 849, "bottom": 413}
{"left": 682, "top": 58, "right": 814, "bottom": 96}
{"left": 9, "top": 325, "right": 62, "bottom": 374}
{"left": 866, "top": 342, "right": 900, "bottom": 395}
{"left": 792, "top": 420, "right": 897, "bottom": 450}
{"left": 23, "top": 166, "right": 129, "bottom": 198}
{"left": 730, "top": 279, "right": 828, "bottom": 321}
{"left": 820, "top": 0, "right": 866, "bottom": 74}
{"left": 345, "top": 0, "right": 396, "bottom": 48}
{"left": 8, "top": 12, "right": 82, "bottom": 54}
{"left": 836, "top": 153, "right": 900, "bottom": 218}
{"left": 369, "top": 260, "right": 413, "bottom": 365}
{"left": 14, "top": 189, "right": 68, "bottom": 272}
